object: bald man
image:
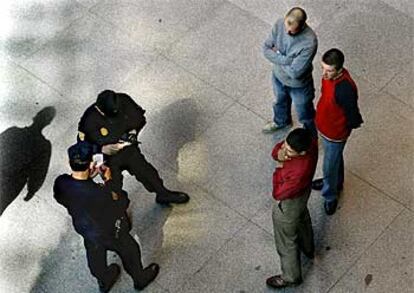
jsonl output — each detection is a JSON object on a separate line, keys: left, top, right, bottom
{"left": 262, "top": 7, "right": 318, "bottom": 136}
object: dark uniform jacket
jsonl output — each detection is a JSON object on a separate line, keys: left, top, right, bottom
{"left": 53, "top": 175, "right": 129, "bottom": 244}
{"left": 78, "top": 94, "right": 146, "bottom": 150}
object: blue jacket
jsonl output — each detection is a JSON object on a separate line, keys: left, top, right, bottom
{"left": 54, "top": 174, "right": 129, "bottom": 244}
{"left": 263, "top": 18, "right": 318, "bottom": 88}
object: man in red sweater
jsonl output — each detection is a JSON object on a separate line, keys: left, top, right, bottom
{"left": 313, "top": 49, "right": 363, "bottom": 215}
{"left": 266, "top": 128, "right": 318, "bottom": 289}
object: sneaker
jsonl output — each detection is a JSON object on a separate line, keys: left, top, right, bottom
{"left": 266, "top": 275, "right": 302, "bottom": 289}
{"left": 324, "top": 200, "right": 338, "bottom": 216}
{"left": 155, "top": 191, "right": 190, "bottom": 205}
{"left": 98, "top": 264, "right": 121, "bottom": 293}
{"left": 262, "top": 122, "right": 291, "bottom": 134}
{"left": 134, "top": 263, "right": 160, "bottom": 290}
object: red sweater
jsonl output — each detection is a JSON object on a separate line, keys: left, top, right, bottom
{"left": 315, "top": 69, "right": 362, "bottom": 140}
{"left": 272, "top": 139, "right": 318, "bottom": 201}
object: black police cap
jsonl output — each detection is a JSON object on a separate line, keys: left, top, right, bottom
{"left": 96, "top": 89, "right": 119, "bottom": 117}
{"left": 68, "top": 141, "right": 93, "bottom": 164}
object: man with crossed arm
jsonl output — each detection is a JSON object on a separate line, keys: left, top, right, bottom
{"left": 262, "top": 7, "right": 318, "bottom": 136}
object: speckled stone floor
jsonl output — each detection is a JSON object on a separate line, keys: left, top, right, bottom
{"left": 0, "top": 1, "right": 412, "bottom": 292}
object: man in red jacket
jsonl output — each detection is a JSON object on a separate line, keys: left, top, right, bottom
{"left": 266, "top": 128, "right": 318, "bottom": 289}
{"left": 313, "top": 49, "right": 363, "bottom": 215}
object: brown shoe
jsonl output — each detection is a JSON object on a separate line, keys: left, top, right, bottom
{"left": 266, "top": 275, "right": 302, "bottom": 289}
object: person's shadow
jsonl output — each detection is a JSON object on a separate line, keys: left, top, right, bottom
{"left": 0, "top": 106, "right": 56, "bottom": 216}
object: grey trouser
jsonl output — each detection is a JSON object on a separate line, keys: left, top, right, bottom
{"left": 272, "top": 188, "right": 314, "bottom": 283}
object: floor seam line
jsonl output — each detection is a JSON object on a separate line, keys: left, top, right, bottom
{"left": 346, "top": 168, "right": 409, "bottom": 209}
{"left": 160, "top": 54, "right": 242, "bottom": 103}
{"left": 325, "top": 208, "right": 405, "bottom": 293}
{"left": 172, "top": 219, "right": 251, "bottom": 292}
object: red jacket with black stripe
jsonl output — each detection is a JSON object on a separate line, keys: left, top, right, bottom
{"left": 315, "top": 69, "right": 363, "bottom": 141}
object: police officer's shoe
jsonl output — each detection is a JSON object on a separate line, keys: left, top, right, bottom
{"left": 134, "top": 263, "right": 160, "bottom": 290}
{"left": 155, "top": 191, "right": 190, "bottom": 205}
{"left": 98, "top": 264, "right": 121, "bottom": 293}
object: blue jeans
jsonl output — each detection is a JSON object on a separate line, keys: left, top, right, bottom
{"left": 272, "top": 74, "right": 316, "bottom": 136}
{"left": 321, "top": 136, "right": 346, "bottom": 203}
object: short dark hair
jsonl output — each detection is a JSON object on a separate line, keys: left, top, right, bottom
{"left": 322, "top": 48, "right": 345, "bottom": 70}
{"left": 286, "top": 128, "right": 312, "bottom": 153}
{"left": 69, "top": 160, "right": 90, "bottom": 172}
{"left": 68, "top": 142, "right": 93, "bottom": 171}
{"left": 286, "top": 7, "right": 307, "bottom": 28}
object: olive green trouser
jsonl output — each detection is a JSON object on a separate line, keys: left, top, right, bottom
{"left": 272, "top": 188, "right": 314, "bottom": 283}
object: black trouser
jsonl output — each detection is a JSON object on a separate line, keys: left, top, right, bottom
{"left": 106, "top": 145, "right": 168, "bottom": 195}
{"left": 84, "top": 228, "right": 144, "bottom": 286}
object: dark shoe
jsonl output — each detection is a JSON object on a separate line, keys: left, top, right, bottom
{"left": 313, "top": 179, "right": 343, "bottom": 193}
{"left": 324, "top": 200, "right": 338, "bottom": 216}
{"left": 266, "top": 275, "right": 302, "bottom": 289}
{"left": 303, "top": 251, "right": 315, "bottom": 259}
{"left": 155, "top": 191, "right": 190, "bottom": 205}
{"left": 134, "top": 263, "right": 160, "bottom": 290}
{"left": 312, "top": 178, "right": 324, "bottom": 191}
{"left": 98, "top": 264, "right": 121, "bottom": 293}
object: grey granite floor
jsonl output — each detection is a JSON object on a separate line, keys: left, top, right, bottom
{"left": 0, "top": 0, "right": 412, "bottom": 292}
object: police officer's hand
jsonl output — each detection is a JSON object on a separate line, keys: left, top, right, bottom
{"left": 89, "top": 162, "right": 100, "bottom": 178}
{"left": 100, "top": 165, "right": 112, "bottom": 181}
{"left": 101, "top": 142, "right": 131, "bottom": 155}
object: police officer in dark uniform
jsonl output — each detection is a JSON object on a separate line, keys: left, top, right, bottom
{"left": 54, "top": 142, "right": 159, "bottom": 292}
{"left": 77, "top": 90, "right": 190, "bottom": 205}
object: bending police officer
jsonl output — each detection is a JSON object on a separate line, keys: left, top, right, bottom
{"left": 53, "top": 141, "right": 159, "bottom": 292}
{"left": 77, "top": 90, "right": 189, "bottom": 205}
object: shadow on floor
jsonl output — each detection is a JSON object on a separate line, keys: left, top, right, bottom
{"left": 0, "top": 107, "right": 56, "bottom": 216}
{"left": 29, "top": 224, "right": 97, "bottom": 293}
{"left": 141, "top": 97, "right": 200, "bottom": 170}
